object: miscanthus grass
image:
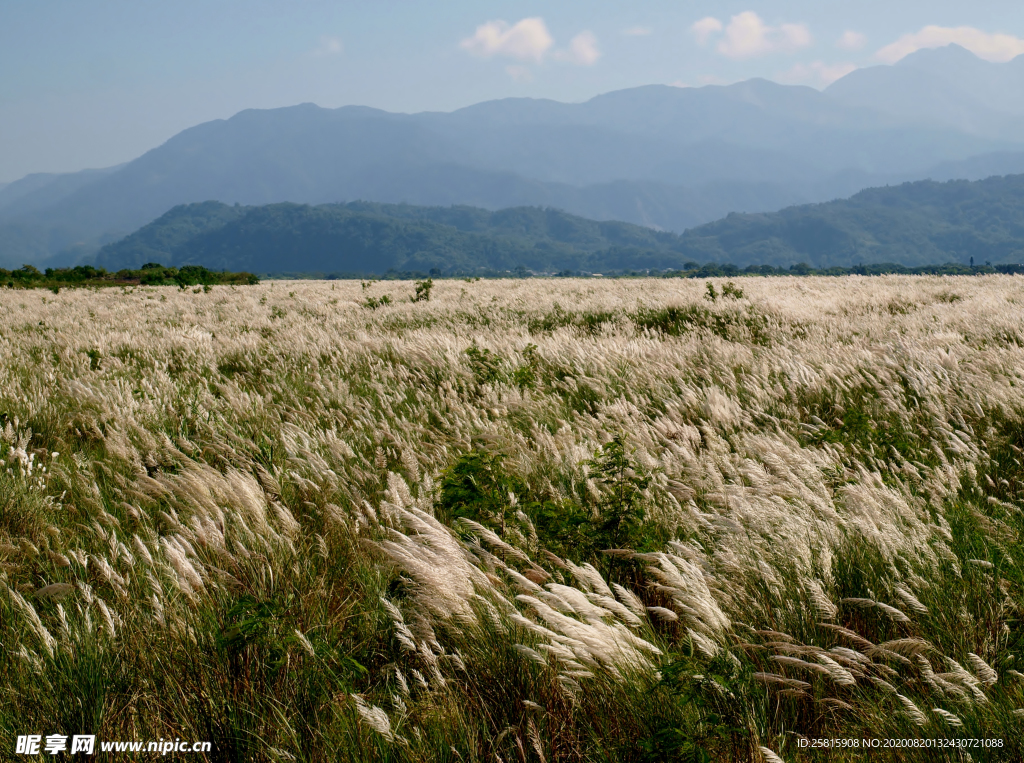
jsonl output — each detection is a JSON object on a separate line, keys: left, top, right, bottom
{"left": 1, "top": 276, "right": 1024, "bottom": 761}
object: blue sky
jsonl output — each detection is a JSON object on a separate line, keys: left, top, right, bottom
{"left": 4, "top": 0, "right": 1024, "bottom": 182}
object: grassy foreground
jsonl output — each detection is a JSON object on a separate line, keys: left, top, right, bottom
{"left": 1, "top": 277, "right": 1023, "bottom": 761}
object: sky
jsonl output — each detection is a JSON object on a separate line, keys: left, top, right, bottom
{"left": 4, "top": 0, "right": 1024, "bottom": 183}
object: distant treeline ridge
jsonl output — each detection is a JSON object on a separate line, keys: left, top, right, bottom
{"left": 1, "top": 263, "right": 259, "bottom": 289}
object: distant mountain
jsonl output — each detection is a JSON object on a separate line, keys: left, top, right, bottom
{"left": 0, "top": 165, "right": 122, "bottom": 219}
{"left": 3, "top": 77, "right": 1019, "bottom": 265}
{"left": 825, "top": 45, "right": 1024, "bottom": 138}
{"left": 5, "top": 55, "right": 1024, "bottom": 267}
{"left": 0, "top": 165, "right": 125, "bottom": 266}
{"left": 677, "top": 174, "right": 1024, "bottom": 268}
{"left": 96, "top": 174, "right": 1024, "bottom": 274}
{"left": 891, "top": 45, "right": 1024, "bottom": 116}
{"left": 922, "top": 151, "right": 1024, "bottom": 181}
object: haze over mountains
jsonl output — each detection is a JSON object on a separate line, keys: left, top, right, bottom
{"left": 4, "top": 44, "right": 1024, "bottom": 270}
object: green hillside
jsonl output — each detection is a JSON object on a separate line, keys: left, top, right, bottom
{"left": 679, "top": 174, "right": 1024, "bottom": 268}
{"left": 94, "top": 201, "right": 687, "bottom": 275}
{"left": 94, "top": 175, "right": 1024, "bottom": 275}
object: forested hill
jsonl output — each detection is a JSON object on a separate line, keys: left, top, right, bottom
{"left": 679, "top": 173, "right": 1024, "bottom": 268}
{"left": 95, "top": 175, "right": 1024, "bottom": 275}
{"left": 94, "top": 201, "right": 686, "bottom": 275}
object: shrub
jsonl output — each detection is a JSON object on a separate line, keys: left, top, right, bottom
{"left": 465, "top": 343, "right": 503, "bottom": 385}
{"left": 412, "top": 278, "right": 433, "bottom": 303}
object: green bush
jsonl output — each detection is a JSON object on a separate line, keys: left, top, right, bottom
{"left": 465, "top": 344, "right": 503, "bottom": 385}
{"left": 412, "top": 278, "right": 433, "bottom": 302}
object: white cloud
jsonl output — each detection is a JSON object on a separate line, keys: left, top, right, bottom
{"left": 714, "top": 12, "right": 812, "bottom": 59}
{"left": 836, "top": 30, "right": 867, "bottom": 51}
{"left": 691, "top": 17, "right": 724, "bottom": 45}
{"left": 460, "top": 17, "right": 554, "bottom": 63}
{"left": 779, "top": 60, "right": 858, "bottom": 87}
{"left": 312, "top": 36, "right": 343, "bottom": 57}
{"left": 876, "top": 25, "right": 1024, "bottom": 63}
{"left": 623, "top": 26, "right": 652, "bottom": 37}
{"left": 554, "top": 31, "right": 601, "bottom": 65}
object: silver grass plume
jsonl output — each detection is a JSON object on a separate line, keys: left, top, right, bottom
{"left": 759, "top": 746, "right": 786, "bottom": 763}
{"left": 6, "top": 586, "right": 56, "bottom": 658}
{"left": 805, "top": 579, "right": 837, "bottom": 620}
{"left": 967, "top": 653, "right": 997, "bottom": 685}
{"left": 893, "top": 584, "right": 928, "bottom": 615}
{"left": 393, "top": 667, "right": 409, "bottom": 696}
{"left": 351, "top": 694, "right": 394, "bottom": 742}
{"left": 527, "top": 718, "right": 546, "bottom": 763}
{"left": 752, "top": 672, "right": 811, "bottom": 690}
{"left": 896, "top": 694, "right": 928, "bottom": 726}
{"left": 841, "top": 597, "right": 911, "bottom": 623}
{"left": 381, "top": 598, "right": 417, "bottom": 651}
{"left": 931, "top": 708, "right": 963, "bottom": 727}
{"left": 816, "top": 654, "right": 857, "bottom": 686}
{"left": 293, "top": 629, "right": 315, "bottom": 657}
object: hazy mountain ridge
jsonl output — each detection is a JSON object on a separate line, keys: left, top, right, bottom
{"left": 826, "top": 45, "right": 1024, "bottom": 137}
{"left": 0, "top": 166, "right": 123, "bottom": 219}
{"left": 5, "top": 45, "right": 1024, "bottom": 268}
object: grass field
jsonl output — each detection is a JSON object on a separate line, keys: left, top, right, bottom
{"left": 1, "top": 276, "right": 1023, "bottom": 761}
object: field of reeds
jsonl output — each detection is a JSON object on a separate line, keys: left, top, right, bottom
{"left": 2, "top": 276, "right": 1023, "bottom": 762}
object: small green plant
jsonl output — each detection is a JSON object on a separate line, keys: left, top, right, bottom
{"left": 586, "top": 433, "right": 655, "bottom": 579}
{"left": 361, "top": 279, "right": 378, "bottom": 291}
{"left": 705, "top": 283, "right": 718, "bottom": 302}
{"left": 270, "top": 305, "right": 287, "bottom": 319}
{"left": 50, "top": 286, "right": 60, "bottom": 295}
{"left": 644, "top": 652, "right": 752, "bottom": 763}
{"left": 438, "top": 448, "right": 596, "bottom": 562}
{"left": 363, "top": 295, "right": 392, "bottom": 310}
{"left": 512, "top": 343, "right": 540, "bottom": 389}
{"left": 721, "top": 281, "right": 743, "bottom": 299}
{"left": 527, "top": 305, "right": 617, "bottom": 335}
{"left": 437, "top": 450, "right": 517, "bottom": 533}
{"left": 465, "top": 343, "right": 502, "bottom": 385}
{"left": 634, "top": 304, "right": 770, "bottom": 345}
{"left": 413, "top": 278, "right": 434, "bottom": 303}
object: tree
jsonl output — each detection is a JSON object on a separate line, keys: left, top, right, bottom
{"left": 587, "top": 434, "right": 651, "bottom": 561}
{"left": 412, "top": 278, "right": 433, "bottom": 302}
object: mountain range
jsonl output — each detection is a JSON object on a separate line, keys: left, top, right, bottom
{"left": 93, "top": 173, "right": 1024, "bottom": 275}
{"left": 5, "top": 44, "right": 1024, "bottom": 269}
